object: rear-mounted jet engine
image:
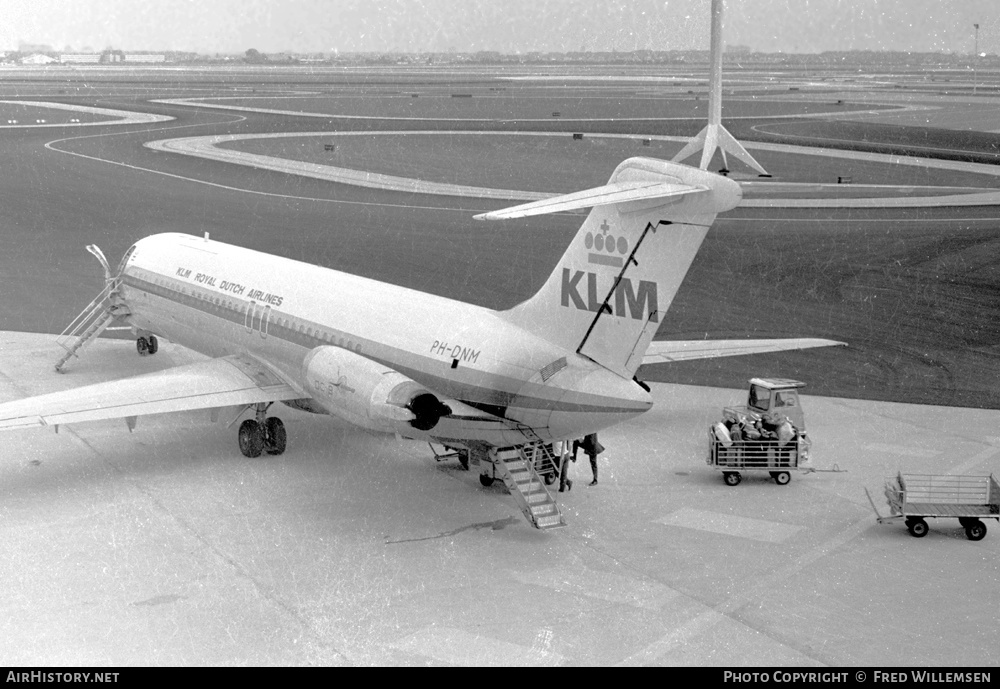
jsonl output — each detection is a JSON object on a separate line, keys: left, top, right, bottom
{"left": 297, "top": 346, "right": 451, "bottom": 433}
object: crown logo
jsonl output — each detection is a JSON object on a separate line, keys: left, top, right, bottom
{"left": 585, "top": 220, "right": 628, "bottom": 267}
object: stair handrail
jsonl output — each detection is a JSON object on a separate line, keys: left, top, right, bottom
{"left": 511, "top": 422, "right": 562, "bottom": 481}
{"left": 56, "top": 280, "right": 118, "bottom": 344}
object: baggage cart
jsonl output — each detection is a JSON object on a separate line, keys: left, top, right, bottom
{"left": 707, "top": 428, "right": 805, "bottom": 486}
{"left": 866, "top": 473, "right": 1000, "bottom": 540}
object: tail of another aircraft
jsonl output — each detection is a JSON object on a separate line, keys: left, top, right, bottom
{"left": 477, "top": 157, "right": 742, "bottom": 379}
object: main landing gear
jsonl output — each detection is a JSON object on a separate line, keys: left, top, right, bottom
{"left": 136, "top": 335, "right": 158, "bottom": 356}
{"left": 238, "top": 403, "right": 286, "bottom": 458}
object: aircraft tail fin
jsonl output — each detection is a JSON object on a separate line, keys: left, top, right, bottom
{"left": 477, "top": 157, "right": 742, "bottom": 379}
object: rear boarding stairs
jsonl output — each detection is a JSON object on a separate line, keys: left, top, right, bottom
{"left": 479, "top": 441, "right": 567, "bottom": 530}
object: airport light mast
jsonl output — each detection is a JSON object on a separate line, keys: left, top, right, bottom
{"left": 671, "top": 0, "right": 769, "bottom": 176}
{"left": 974, "top": 23, "right": 980, "bottom": 95}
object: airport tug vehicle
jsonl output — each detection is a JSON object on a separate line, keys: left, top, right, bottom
{"left": 866, "top": 473, "right": 1000, "bottom": 540}
{"left": 708, "top": 378, "right": 811, "bottom": 486}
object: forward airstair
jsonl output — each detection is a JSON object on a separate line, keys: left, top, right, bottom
{"left": 54, "top": 245, "right": 130, "bottom": 373}
{"left": 493, "top": 443, "right": 567, "bottom": 530}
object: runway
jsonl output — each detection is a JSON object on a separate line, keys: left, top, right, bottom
{"left": 0, "top": 66, "right": 998, "bottom": 666}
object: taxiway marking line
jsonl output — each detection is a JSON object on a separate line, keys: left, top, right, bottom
{"left": 616, "top": 513, "right": 874, "bottom": 666}
{"left": 390, "top": 625, "right": 564, "bottom": 666}
{"left": 655, "top": 508, "right": 805, "bottom": 543}
{"left": 945, "top": 444, "right": 1000, "bottom": 477}
{"left": 508, "top": 566, "right": 680, "bottom": 612}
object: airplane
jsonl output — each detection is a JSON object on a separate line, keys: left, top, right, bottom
{"left": 0, "top": 156, "right": 843, "bottom": 529}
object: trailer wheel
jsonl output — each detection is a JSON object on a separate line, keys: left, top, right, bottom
{"left": 965, "top": 520, "right": 987, "bottom": 541}
{"left": 723, "top": 472, "right": 741, "bottom": 486}
{"left": 907, "top": 518, "right": 928, "bottom": 538}
{"left": 774, "top": 471, "right": 791, "bottom": 485}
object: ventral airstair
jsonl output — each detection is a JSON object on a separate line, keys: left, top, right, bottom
{"left": 490, "top": 443, "right": 567, "bottom": 530}
{"left": 54, "top": 245, "right": 131, "bottom": 373}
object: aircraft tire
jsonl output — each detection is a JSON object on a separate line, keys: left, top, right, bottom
{"left": 264, "top": 417, "right": 287, "bottom": 455}
{"left": 239, "top": 419, "right": 265, "bottom": 458}
{"left": 965, "top": 520, "right": 987, "bottom": 541}
{"left": 147, "top": 335, "right": 159, "bottom": 354}
{"left": 907, "top": 518, "right": 929, "bottom": 538}
{"left": 136, "top": 337, "right": 149, "bottom": 356}
{"left": 479, "top": 473, "right": 494, "bottom": 487}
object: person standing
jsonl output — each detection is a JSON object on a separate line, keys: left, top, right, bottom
{"left": 555, "top": 440, "right": 573, "bottom": 492}
{"left": 574, "top": 433, "right": 604, "bottom": 486}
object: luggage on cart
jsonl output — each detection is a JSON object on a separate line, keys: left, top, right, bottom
{"left": 708, "top": 429, "right": 803, "bottom": 485}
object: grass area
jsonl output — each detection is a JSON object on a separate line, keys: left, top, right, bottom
{"left": 735, "top": 120, "right": 1000, "bottom": 166}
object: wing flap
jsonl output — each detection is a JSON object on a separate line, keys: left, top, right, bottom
{"left": 474, "top": 180, "right": 706, "bottom": 220}
{"left": 0, "top": 354, "right": 303, "bottom": 431}
{"left": 642, "top": 338, "right": 846, "bottom": 364}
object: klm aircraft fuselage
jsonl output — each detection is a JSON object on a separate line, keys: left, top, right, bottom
{"left": 120, "top": 232, "right": 652, "bottom": 446}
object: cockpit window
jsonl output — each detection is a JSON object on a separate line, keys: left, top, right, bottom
{"left": 748, "top": 384, "right": 770, "bottom": 412}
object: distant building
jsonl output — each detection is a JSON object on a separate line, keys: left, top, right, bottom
{"left": 124, "top": 54, "right": 166, "bottom": 63}
{"left": 22, "top": 54, "right": 57, "bottom": 65}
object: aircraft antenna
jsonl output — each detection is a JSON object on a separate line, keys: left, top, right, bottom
{"left": 671, "top": 0, "right": 769, "bottom": 176}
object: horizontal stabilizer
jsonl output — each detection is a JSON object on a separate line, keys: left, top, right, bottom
{"left": 642, "top": 338, "right": 846, "bottom": 364}
{"left": 474, "top": 180, "right": 706, "bottom": 220}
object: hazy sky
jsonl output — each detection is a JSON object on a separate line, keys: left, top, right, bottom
{"left": 1, "top": 0, "right": 996, "bottom": 55}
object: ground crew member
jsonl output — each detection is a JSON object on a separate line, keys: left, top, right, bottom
{"left": 555, "top": 440, "right": 573, "bottom": 492}
{"left": 574, "top": 433, "right": 604, "bottom": 486}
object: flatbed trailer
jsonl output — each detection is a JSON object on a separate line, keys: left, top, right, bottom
{"left": 707, "top": 430, "right": 805, "bottom": 486}
{"left": 866, "top": 473, "right": 1000, "bottom": 540}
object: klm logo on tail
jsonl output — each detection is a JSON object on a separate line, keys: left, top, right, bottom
{"left": 562, "top": 219, "right": 658, "bottom": 321}
{"left": 560, "top": 269, "right": 658, "bottom": 322}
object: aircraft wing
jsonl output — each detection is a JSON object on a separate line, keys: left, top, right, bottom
{"left": 642, "top": 338, "right": 846, "bottom": 364}
{"left": 0, "top": 354, "right": 304, "bottom": 431}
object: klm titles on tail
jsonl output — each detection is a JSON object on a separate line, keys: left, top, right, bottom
{"left": 560, "top": 268, "right": 658, "bottom": 322}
